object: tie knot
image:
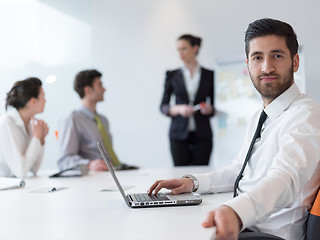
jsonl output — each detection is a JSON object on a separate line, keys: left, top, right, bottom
{"left": 259, "top": 110, "right": 268, "bottom": 125}
{"left": 94, "top": 115, "right": 102, "bottom": 127}
{"left": 94, "top": 115, "right": 100, "bottom": 122}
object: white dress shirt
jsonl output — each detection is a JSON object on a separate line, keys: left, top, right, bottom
{"left": 181, "top": 64, "right": 201, "bottom": 131}
{"left": 193, "top": 84, "right": 320, "bottom": 239}
{"left": 0, "top": 108, "right": 44, "bottom": 178}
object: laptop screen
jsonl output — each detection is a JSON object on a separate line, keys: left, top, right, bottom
{"left": 97, "top": 142, "right": 130, "bottom": 207}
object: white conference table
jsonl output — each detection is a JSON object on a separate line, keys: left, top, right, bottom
{"left": 0, "top": 166, "right": 232, "bottom": 240}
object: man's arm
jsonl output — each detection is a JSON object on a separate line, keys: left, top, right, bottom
{"left": 192, "top": 114, "right": 259, "bottom": 194}
{"left": 202, "top": 205, "right": 242, "bottom": 240}
{"left": 147, "top": 178, "right": 194, "bottom": 195}
{"left": 147, "top": 153, "right": 246, "bottom": 195}
{"left": 88, "top": 159, "right": 108, "bottom": 171}
{"left": 57, "top": 115, "right": 90, "bottom": 170}
{"left": 199, "top": 112, "right": 320, "bottom": 237}
{"left": 223, "top": 114, "right": 320, "bottom": 231}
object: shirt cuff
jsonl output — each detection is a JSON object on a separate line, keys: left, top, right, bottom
{"left": 77, "top": 159, "right": 90, "bottom": 167}
{"left": 29, "top": 136, "right": 44, "bottom": 158}
{"left": 192, "top": 173, "right": 211, "bottom": 193}
{"left": 31, "top": 136, "right": 42, "bottom": 147}
{"left": 161, "top": 105, "right": 170, "bottom": 116}
{"left": 223, "top": 193, "right": 256, "bottom": 230}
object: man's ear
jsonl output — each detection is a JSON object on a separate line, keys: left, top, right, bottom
{"left": 246, "top": 58, "right": 249, "bottom": 73}
{"left": 293, "top": 53, "right": 299, "bottom": 73}
{"left": 83, "top": 85, "right": 92, "bottom": 96}
{"left": 194, "top": 45, "right": 200, "bottom": 55}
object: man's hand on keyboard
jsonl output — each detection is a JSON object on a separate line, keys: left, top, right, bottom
{"left": 147, "top": 178, "right": 193, "bottom": 195}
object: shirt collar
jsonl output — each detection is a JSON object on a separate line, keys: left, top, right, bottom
{"left": 7, "top": 108, "right": 25, "bottom": 127}
{"left": 79, "top": 105, "right": 96, "bottom": 120}
{"left": 264, "top": 83, "right": 301, "bottom": 121}
{"left": 181, "top": 63, "right": 201, "bottom": 74}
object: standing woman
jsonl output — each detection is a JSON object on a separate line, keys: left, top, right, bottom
{"left": 0, "top": 78, "right": 49, "bottom": 178}
{"left": 160, "top": 34, "right": 215, "bottom": 166}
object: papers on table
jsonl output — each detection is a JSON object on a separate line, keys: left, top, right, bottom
{"left": 0, "top": 177, "right": 25, "bottom": 190}
{"left": 101, "top": 185, "right": 134, "bottom": 192}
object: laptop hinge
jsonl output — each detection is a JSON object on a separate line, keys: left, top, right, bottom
{"left": 128, "top": 195, "right": 134, "bottom": 202}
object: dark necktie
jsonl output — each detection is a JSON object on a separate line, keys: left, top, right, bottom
{"left": 233, "top": 110, "right": 268, "bottom": 198}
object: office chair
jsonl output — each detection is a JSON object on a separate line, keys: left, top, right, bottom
{"left": 238, "top": 231, "right": 284, "bottom": 240}
{"left": 306, "top": 188, "right": 320, "bottom": 240}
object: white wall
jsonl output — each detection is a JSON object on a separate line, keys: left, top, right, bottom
{"left": 1, "top": 0, "right": 320, "bottom": 170}
{"left": 0, "top": 0, "right": 93, "bottom": 170}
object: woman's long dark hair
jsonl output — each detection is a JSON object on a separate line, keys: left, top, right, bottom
{"left": 6, "top": 77, "right": 42, "bottom": 110}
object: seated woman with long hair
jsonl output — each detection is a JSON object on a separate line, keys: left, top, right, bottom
{"left": 0, "top": 78, "right": 49, "bottom": 178}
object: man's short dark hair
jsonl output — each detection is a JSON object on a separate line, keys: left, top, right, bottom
{"left": 245, "top": 18, "right": 299, "bottom": 58}
{"left": 74, "top": 69, "right": 102, "bottom": 99}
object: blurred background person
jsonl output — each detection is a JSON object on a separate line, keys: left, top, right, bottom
{"left": 57, "top": 69, "right": 137, "bottom": 172}
{"left": 160, "top": 34, "right": 215, "bottom": 166}
{"left": 0, "top": 78, "right": 49, "bottom": 178}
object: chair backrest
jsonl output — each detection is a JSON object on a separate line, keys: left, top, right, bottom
{"left": 306, "top": 188, "right": 320, "bottom": 240}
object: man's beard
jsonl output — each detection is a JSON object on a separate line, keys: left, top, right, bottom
{"left": 250, "top": 64, "right": 294, "bottom": 102}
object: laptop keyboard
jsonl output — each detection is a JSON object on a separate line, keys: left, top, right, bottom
{"left": 132, "top": 193, "right": 169, "bottom": 202}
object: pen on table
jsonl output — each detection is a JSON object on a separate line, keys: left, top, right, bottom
{"left": 49, "top": 187, "right": 56, "bottom": 192}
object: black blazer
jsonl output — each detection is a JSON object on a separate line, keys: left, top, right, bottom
{"left": 160, "top": 67, "right": 215, "bottom": 140}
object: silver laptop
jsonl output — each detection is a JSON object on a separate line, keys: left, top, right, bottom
{"left": 97, "top": 142, "right": 202, "bottom": 208}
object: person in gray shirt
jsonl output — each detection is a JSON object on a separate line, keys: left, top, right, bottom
{"left": 57, "top": 69, "right": 134, "bottom": 171}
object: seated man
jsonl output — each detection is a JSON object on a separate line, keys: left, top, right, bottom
{"left": 148, "top": 18, "right": 320, "bottom": 240}
{"left": 57, "top": 69, "right": 136, "bottom": 171}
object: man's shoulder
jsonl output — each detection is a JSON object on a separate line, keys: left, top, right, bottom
{"left": 64, "top": 108, "right": 86, "bottom": 119}
{"left": 59, "top": 109, "right": 88, "bottom": 127}
{"left": 293, "top": 94, "right": 320, "bottom": 112}
{"left": 284, "top": 94, "right": 320, "bottom": 126}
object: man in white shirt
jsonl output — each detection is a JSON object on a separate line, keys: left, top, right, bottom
{"left": 148, "top": 18, "right": 320, "bottom": 240}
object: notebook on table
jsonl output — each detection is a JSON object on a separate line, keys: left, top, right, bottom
{"left": 97, "top": 142, "right": 202, "bottom": 208}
